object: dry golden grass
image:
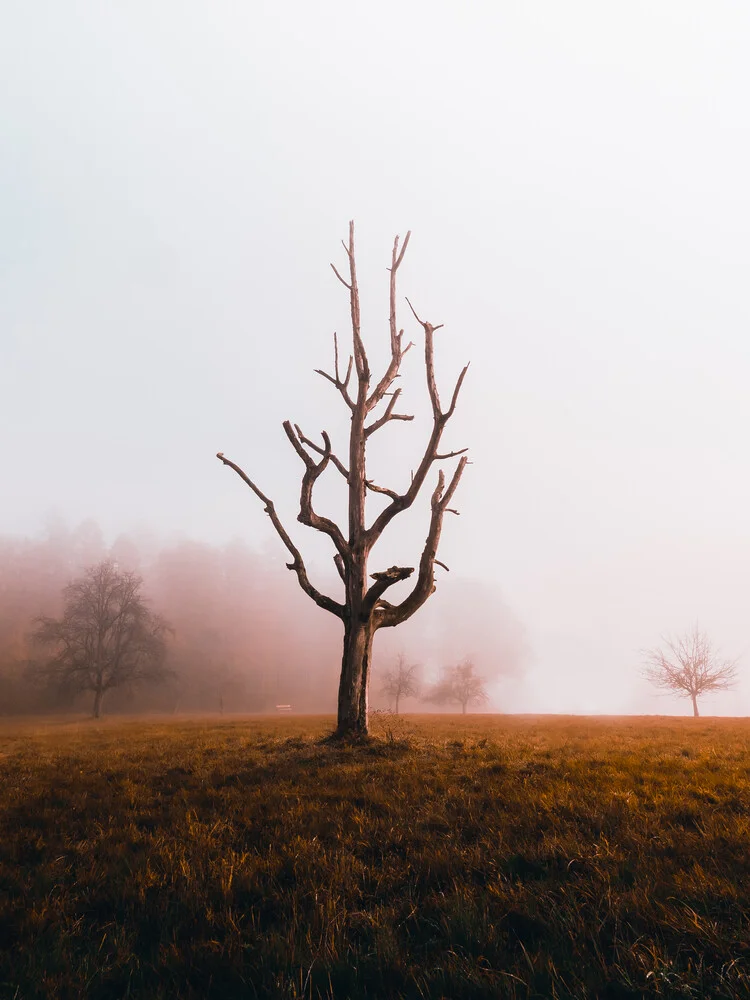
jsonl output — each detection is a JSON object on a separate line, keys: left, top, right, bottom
{"left": 1, "top": 712, "right": 750, "bottom": 998}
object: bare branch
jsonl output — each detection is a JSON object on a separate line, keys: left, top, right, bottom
{"left": 294, "top": 424, "right": 349, "bottom": 480}
{"left": 363, "top": 565, "right": 414, "bottom": 615}
{"left": 315, "top": 368, "right": 341, "bottom": 387}
{"left": 365, "top": 232, "right": 414, "bottom": 412}
{"left": 435, "top": 447, "right": 469, "bottom": 460}
{"left": 215, "top": 452, "right": 344, "bottom": 618}
{"left": 335, "top": 220, "right": 369, "bottom": 387}
{"left": 282, "top": 422, "right": 349, "bottom": 558}
{"left": 334, "top": 553, "right": 346, "bottom": 583}
{"left": 333, "top": 330, "right": 340, "bottom": 380}
{"left": 365, "top": 303, "right": 471, "bottom": 546}
{"left": 365, "top": 388, "right": 415, "bottom": 437}
{"left": 405, "top": 297, "right": 423, "bottom": 326}
{"left": 405, "top": 296, "right": 444, "bottom": 333}
{"left": 445, "top": 364, "right": 470, "bottom": 419}
{"left": 314, "top": 331, "right": 355, "bottom": 411}
{"left": 330, "top": 263, "right": 351, "bottom": 290}
{"left": 294, "top": 424, "right": 399, "bottom": 499}
{"left": 364, "top": 480, "right": 400, "bottom": 501}
{"left": 376, "top": 456, "right": 469, "bottom": 628}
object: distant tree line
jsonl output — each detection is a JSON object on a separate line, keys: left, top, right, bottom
{"left": 0, "top": 520, "right": 343, "bottom": 716}
{"left": 0, "top": 519, "right": 527, "bottom": 718}
{"left": 380, "top": 655, "right": 490, "bottom": 714}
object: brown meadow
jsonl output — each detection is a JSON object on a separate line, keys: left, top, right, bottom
{"left": 1, "top": 713, "right": 749, "bottom": 998}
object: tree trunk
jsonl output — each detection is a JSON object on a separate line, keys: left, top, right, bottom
{"left": 337, "top": 617, "right": 374, "bottom": 737}
{"left": 93, "top": 686, "right": 103, "bottom": 718}
{"left": 395, "top": 693, "right": 400, "bottom": 715}
{"left": 461, "top": 701, "right": 467, "bottom": 714}
{"left": 691, "top": 693, "right": 699, "bottom": 717}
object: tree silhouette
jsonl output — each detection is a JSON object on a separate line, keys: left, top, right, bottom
{"left": 30, "top": 561, "right": 171, "bottom": 717}
{"left": 381, "top": 654, "right": 421, "bottom": 714}
{"left": 217, "top": 223, "right": 468, "bottom": 737}
{"left": 425, "top": 658, "right": 489, "bottom": 714}
{"left": 642, "top": 626, "right": 738, "bottom": 717}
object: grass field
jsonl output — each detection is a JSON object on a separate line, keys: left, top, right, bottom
{"left": 1, "top": 713, "right": 749, "bottom": 999}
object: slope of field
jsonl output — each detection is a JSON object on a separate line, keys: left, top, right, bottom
{"left": 1, "top": 713, "right": 749, "bottom": 999}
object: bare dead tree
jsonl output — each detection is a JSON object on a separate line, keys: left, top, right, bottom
{"left": 217, "top": 222, "right": 468, "bottom": 737}
{"left": 29, "top": 561, "right": 171, "bottom": 718}
{"left": 425, "top": 658, "right": 489, "bottom": 714}
{"left": 381, "top": 653, "right": 421, "bottom": 714}
{"left": 642, "top": 626, "right": 738, "bottom": 717}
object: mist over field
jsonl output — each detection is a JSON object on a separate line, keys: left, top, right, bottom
{"left": 0, "top": 520, "right": 527, "bottom": 716}
{"left": 3, "top": 2, "right": 750, "bottom": 715}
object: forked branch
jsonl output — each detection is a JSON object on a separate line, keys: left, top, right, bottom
{"left": 366, "top": 233, "right": 414, "bottom": 412}
{"left": 363, "top": 565, "right": 414, "bottom": 616}
{"left": 365, "top": 388, "right": 414, "bottom": 437}
{"left": 282, "top": 422, "right": 349, "bottom": 558}
{"left": 215, "top": 453, "right": 344, "bottom": 618}
{"left": 331, "top": 221, "right": 369, "bottom": 387}
{"left": 365, "top": 303, "right": 470, "bottom": 546}
{"left": 294, "top": 423, "right": 400, "bottom": 500}
{"left": 376, "top": 455, "right": 469, "bottom": 628}
{"left": 314, "top": 332, "right": 355, "bottom": 410}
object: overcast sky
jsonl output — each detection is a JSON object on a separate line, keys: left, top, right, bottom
{"left": 3, "top": 2, "right": 750, "bottom": 714}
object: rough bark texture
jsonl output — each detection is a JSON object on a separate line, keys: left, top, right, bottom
{"left": 337, "top": 619, "right": 375, "bottom": 736}
{"left": 217, "top": 223, "right": 468, "bottom": 736}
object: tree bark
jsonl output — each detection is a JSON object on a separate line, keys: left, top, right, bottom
{"left": 337, "top": 617, "right": 375, "bottom": 737}
{"left": 692, "top": 693, "right": 699, "bottom": 717}
{"left": 93, "top": 686, "right": 103, "bottom": 718}
{"left": 395, "top": 693, "right": 400, "bottom": 715}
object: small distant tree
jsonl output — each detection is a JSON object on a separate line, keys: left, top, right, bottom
{"left": 30, "top": 561, "right": 171, "bottom": 718}
{"left": 381, "top": 653, "right": 421, "bottom": 713}
{"left": 642, "top": 626, "right": 738, "bottom": 717}
{"left": 426, "top": 658, "right": 489, "bottom": 714}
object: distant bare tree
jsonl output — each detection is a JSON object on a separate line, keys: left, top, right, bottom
{"left": 426, "top": 658, "right": 489, "bottom": 714}
{"left": 217, "top": 223, "right": 469, "bottom": 737}
{"left": 381, "top": 654, "right": 421, "bottom": 714}
{"left": 30, "top": 561, "right": 171, "bottom": 718}
{"left": 642, "top": 626, "right": 738, "bottom": 717}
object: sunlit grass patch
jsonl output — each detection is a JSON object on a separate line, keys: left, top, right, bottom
{"left": 1, "top": 713, "right": 750, "bottom": 998}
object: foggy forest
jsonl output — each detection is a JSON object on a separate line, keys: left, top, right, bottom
{"left": 0, "top": 518, "right": 526, "bottom": 718}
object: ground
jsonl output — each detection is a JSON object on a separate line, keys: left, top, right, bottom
{"left": 1, "top": 712, "right": 749, "bottom": 998}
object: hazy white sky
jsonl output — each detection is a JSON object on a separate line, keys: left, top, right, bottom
{"left": 3, "top": 1, "right": 750, "bottom": 714}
